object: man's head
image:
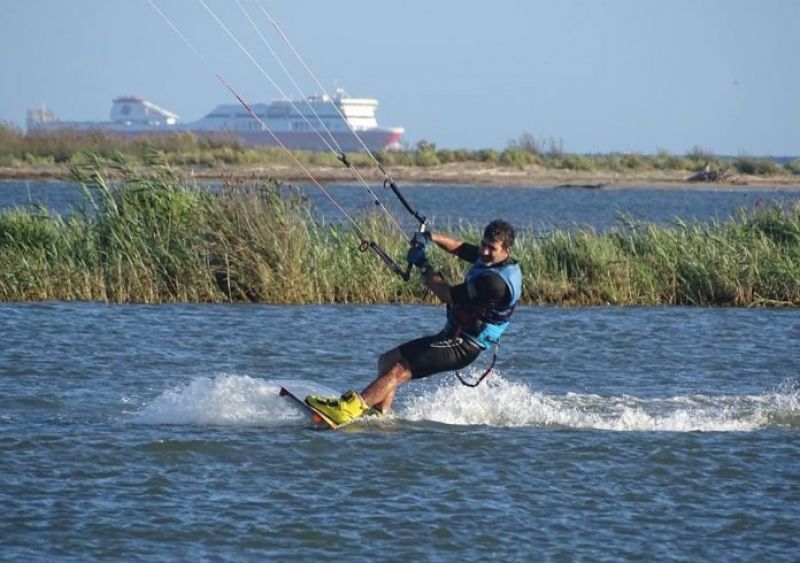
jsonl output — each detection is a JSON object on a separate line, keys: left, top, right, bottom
{"left": 479, "top": 219, "right": 516, "bottom": 266}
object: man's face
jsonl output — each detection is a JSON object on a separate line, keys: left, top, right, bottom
{"left": 479, "top": 237, "right": 510, "bottom": 266}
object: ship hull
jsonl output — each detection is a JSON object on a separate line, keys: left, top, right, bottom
{"left": 28, "top": 125, "right": 403, "bottom": 153}
{"left": 233, "top": 128, "right": 404, "bottom": 152}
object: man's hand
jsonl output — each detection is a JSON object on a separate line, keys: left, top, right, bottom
{"left": 406, "top": 245, "right": 429, "bottom": 268}
{"left": 411, "top": 230, "right": 432, "bottom": 249}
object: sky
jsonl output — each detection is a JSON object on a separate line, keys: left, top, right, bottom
{"left": 1, "top": 0, "right": 798, "bottom": 156}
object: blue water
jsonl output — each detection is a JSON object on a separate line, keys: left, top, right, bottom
{"left": 2, "top": 179, "right": 799, "bottom": 558}
{"left": 2, "top": 179, "right": 799, "bottom": 232}
{"left": 2, "top": 303, "right": 799, "bottom": 560}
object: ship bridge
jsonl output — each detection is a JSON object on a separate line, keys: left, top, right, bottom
{"left": 110, "top": 97, "right": 180, "bottom": 126}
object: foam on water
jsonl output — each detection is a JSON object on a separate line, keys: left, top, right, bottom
{"left": 134, "top": 374, "right": 335, "bottom": 427}
{"left": 134, "top": 373, "right": 800, "bottom": 432}
{"left": 400, "top": 373, "right": 800, "bottom": 432}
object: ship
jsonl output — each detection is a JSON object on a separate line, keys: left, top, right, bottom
{"left": 26, "top": 88, "right": 405, "bottom": 152}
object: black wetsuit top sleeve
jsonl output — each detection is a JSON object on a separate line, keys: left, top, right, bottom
{"left": 455, "top": 243, "right": 480, "bottom": 263}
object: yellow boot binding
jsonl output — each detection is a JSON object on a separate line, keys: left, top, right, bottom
{"left": 306, "top": 390, "right": 371, "bottom": 426}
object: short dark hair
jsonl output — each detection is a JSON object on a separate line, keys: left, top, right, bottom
{"left": 483, "top": 219, "right": 516, "bottom": 249}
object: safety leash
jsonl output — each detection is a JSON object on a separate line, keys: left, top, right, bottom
{"left": 455, "top": 346, "right": 498, "bottom": 387}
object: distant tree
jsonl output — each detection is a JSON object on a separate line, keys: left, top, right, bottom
{"left": 653, "top": 149, "right": 690, "bottom": 171}
{"left": 560, "top": 154, "right": 595, "bottom": 171}
{"left": 686, "top": 146, "right": 714, "bottom": 159}
{"left": 685, "top": 146, "right": 715, "bottom": 169}
{"left": 452, "top": 149, "right": 471, "bottom": 162}
{"left": 416, "top": 139, "right": 436, "bottom": 152}
{"left": 500, "top": 148, "right": 538, "bottom": 168}
{"left": 544, "top": 137, "right": 564, "bottom": 159}
{"left": 437, "top": 149, "right": 456, "bottom": 164}
{"left": 785, "top": 159, "right": 800, "bottom": 175}
{"left": 734, "top": 155, "right": 780, "bottom": 176}
{"left": 414, "top": 140, "right": 440, "bottom": 167}
{"left": 477, "top": 149, "right": 499, "bottom": 164}
{"left": 508, "top": 132, "right": 542, "bottom": 154}
{"left": 0, "top": 123, "right": 24, "bottom": 155}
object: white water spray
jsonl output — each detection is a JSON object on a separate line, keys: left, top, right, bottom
{"left": 399, "top": 372, "right": 800, "bottom": 432}
{"left": 134, "top": 373, "right": 799, "bottom": 432}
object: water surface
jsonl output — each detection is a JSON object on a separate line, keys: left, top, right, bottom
{"left": 2, "top": 179, "right": 798, "bottom": 232}
{"left": 2, "top": 303, "right": 798, "bottom": 560}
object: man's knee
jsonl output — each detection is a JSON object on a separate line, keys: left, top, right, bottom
{"left": 379, "top": 347, "right": 409, "bottom": 377}
{"left": 378, "top": 347, "right": 398, "bottom": 372}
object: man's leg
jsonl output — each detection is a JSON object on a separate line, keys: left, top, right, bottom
{"left": 361, "top": 347, "right": 412, "bottom": 413}
{"left": 307, "top": 334, "right": 478, "bottom": 422}
{"left": 305, "top": 347, "right": 411, "bottom": 424}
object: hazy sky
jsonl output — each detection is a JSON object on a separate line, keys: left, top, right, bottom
{"left": 2, "top": 0, "right": 798, "bottom": 155}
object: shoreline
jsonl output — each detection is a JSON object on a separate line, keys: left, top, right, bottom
{"left": 2, "top": 162, "right": 800, "bottom": 189}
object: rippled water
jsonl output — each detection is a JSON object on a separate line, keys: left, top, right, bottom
{"left": 2, "top": 179, "right": 799, "bottom": 232}
{"left": 2, "top": 303, "right": 799, "bottom": 560}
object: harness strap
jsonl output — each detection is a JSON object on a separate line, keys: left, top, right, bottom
{"left": 455, "top": 348, "right": 497, "bottom": 387}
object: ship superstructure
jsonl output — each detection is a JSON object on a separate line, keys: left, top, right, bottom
{"left": 26, "top": 89, "right": 404, "bottom": 152}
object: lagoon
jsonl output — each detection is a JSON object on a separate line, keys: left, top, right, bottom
{"left": 1, "top": 302, "right": 799, "bottom": 560}
{"left": 2, "top": 179, "right": 799, "bottom": 232}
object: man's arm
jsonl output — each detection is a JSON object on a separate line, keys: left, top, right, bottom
{"left": 431, "top": 232, "right": 480, "bottom": 263}
{"left": 417, "top": 232, "right": 465, "bottom": 304}
{"left": 421, "top": 268, "right": 509, "bottom": 307}
{"left": 421, "top": 268, "right": 454, "bottom": 304}
{"left": 414, "top": 230, "right": 484, "bottom": 302}
{"left": 430, "top": 232, "right": 464, "bottom": 255}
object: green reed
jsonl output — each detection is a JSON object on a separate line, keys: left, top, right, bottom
{"left": 4, "top": 125, "right": 798, "bottom": 177}
{"left": 1, "top": 165, "right": 798, "bottom": 305}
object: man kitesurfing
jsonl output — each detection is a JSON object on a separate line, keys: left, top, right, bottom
{"left": 306, "top": 219, "right": 523, "bottom": 425}
{"left": 149, "top": 0, "right": 523, "bottom": 428}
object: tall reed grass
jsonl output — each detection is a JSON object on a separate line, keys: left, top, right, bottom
{"left": 1, "top": 164, "right": 798, "bottom": 305}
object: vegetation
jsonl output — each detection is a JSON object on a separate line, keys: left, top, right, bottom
{"left": 0, "top": 124, "right": 374, "bottom": 170}
{"left": 1, "top": 162, "right": 798, "bottom": 306}
{"left": 1, "top": 124, "right": 797, "bottom": 178}
{"left": 785, "top": 159, "right": 800, "bottom": 175}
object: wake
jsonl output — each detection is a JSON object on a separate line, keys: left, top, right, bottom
{"left": 134, "top": 373, "right": 800, "bottom": 432}
{"left": 401, "top": 374, "right": 800, "bottom": 432}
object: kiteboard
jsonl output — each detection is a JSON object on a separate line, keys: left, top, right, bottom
{"left": 279, "top": 386, "right": 382, "bottom": 430}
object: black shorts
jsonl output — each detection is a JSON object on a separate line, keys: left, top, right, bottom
{"left": 399, "top": 332, "right": 483, "bottom": 380}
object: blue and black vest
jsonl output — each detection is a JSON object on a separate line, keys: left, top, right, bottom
{"left": 445, "top": 259, "right": 523, "bottom": 349}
